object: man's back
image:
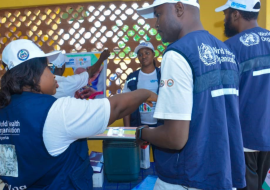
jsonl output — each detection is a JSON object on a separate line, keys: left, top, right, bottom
{"left": 225, "top": 27, "right": 270, "bottom": 151}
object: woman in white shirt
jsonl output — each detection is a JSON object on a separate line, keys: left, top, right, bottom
{"left": 122, "top": 42, "right": 163, "bottom": 127}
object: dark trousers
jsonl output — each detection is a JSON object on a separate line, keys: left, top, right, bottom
{"left": 238, "top": 151, "right": 270, "bottom": 190}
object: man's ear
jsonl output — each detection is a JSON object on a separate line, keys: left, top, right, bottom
{"left": 232, "top": 10, "right": 241, "bottom": 22}
{"left": 175, "top": 2, "right": 185, "bottom": 17}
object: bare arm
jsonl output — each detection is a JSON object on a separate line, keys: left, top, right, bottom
{"left": 87, "top": 50, "right": 110, "bottom": 78}
{"left": 123, "top": 115, "right": 131, "bottom": 127}
{"left": 138, "top": 120, "right": 190, "bottom": 150}
{"left": 108, "top": 89, "right": 157, "bottom": 125}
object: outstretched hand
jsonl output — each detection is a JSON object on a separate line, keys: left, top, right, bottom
{"left": 100, "top": 49, "right": 110, "bottom": 61}
{"left": 144, "top": 91, "right": 158, "bottom": 107}
{"left": 75, "top": 87, "right": 96, "bottom": 99}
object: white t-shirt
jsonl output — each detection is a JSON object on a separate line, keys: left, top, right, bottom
{"left": 154, "top": 178, "right": 200, "bottom": 190}
{"left": 154, "top": 178, "right": 235, "bottom": 190}
{"left": 154, "top": 51, "right": 193, "bottom": 121}
{"left": 152, "top": 51, "right": 195, "bottom": 190}
{"left": 123, "top": 70, "right": 158, "bottom": 125}
{"left": 54, "top": 72, "right": 89, "bottom": 98}
{"left": 43, "top": 97, "right": 110, "bottom": 156}
{"left": 244, "top": 148, "right": 259, "bottom": 152}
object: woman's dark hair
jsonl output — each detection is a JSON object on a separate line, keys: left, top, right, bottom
{"left": 0, "top": 57, "right": 48, "bottom": 109}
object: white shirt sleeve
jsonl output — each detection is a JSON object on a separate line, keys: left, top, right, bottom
{"left": 122, "top": 81, "right": 131, "bottom": 93}
{"left": 53, "top": 71, "right": 89, "bottom": 98}
{"left": 43, "top": 97, "right": 110, "bottom": 156}
{"left": 154, "top": 51, "right": 193, "bottom": 121}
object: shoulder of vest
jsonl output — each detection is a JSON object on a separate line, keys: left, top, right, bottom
{"left": 163, "top": 47, "right": 196, "bottom": 83}
{"left": 164, "top": 48, "right": 191, "bottom": 63}
{"left": 42, "top": 94, "right": 57, "bottom": 100}
{"left": 225, "top": 35, "right": 238, "bottom": 45}
{"left": 22, "top": 93, "right": 57, "bottom": 103}
{"left": 155, "top": 67, "right": 161, "bottom": 77}
{"left": 127, "top": 69, "right": 140, "bottom": 79}
{"left": 6, "top": 93, "right": 56, "bottom": 110}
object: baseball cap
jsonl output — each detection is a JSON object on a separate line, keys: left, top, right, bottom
{"left": 137, "top": 0, "right": 200, "bottom": 19}
{"left": 134, "top": 42, "right": 155, "bottom": 54}
{"left": 50, "top": 52, "right": 66, "bottom": 68}
{"left": 2, "top": 39, "right": 61, "bottom": 70}
{"left": 215, "top": 0, "right": 260, "bottom": 12}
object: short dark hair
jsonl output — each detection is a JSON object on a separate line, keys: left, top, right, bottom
{"left": 0, "top": 57, "right": 48, "bottom": 108}
{"left": 230, "top": 2, "right": 260, "bottom": 21}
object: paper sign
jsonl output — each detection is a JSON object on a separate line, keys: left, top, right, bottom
{"left": 63, "top": 52, "right": 107, "bottom": 99}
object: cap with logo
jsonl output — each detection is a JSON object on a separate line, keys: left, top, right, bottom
{"left": 2, "top": 39, "right": 61, "bottom": 70}
{"left": 215, "top": 0, "right": 260, "bottom": 12}
{"left": 137, "top": 0, "right": 200, "bottom": 19}
{"left": 134, "top": 42, "right": 155, "bottom": 54}
{"left": 50, "top": 52, "right": 66, "bottom": 68}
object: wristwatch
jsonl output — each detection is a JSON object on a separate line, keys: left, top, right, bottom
{"left": 138, "top": 125, "right": 147, "bottom": 141}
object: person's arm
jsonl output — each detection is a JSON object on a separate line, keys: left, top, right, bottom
{"left": 44, "top": 89, "right": 157, "bottom": 156}
{"left": 54, "top": 73, "right": 89, "bottom": 98}
{"left": 108, "top": 89, "right": 156, "bottom": 125}
{"left": 123, "top": 115, "right": 131, "bottom": 127}
{"left": 136, "top": 51, "right": 193, "bottom": 150}
{"left": 121, "top": 81, "right": 132, "bottom": 127}
{"left": 137, "top": 121, "right": 190, "bottom": 150}
{"left": 87, "top": 49, "right": 110, "bottom": 78}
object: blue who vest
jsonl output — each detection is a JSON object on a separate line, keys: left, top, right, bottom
{"left": 0, "top": 92, "right": 93, "bottom": 190}
{"left": 126, "top": 67, "right": 163, "bottom": 127}
{"left": 154, "top": 30, "right": 246, "bottom": 190}
{"left": 225, "top": 27, "right": 270, "bottom": 151}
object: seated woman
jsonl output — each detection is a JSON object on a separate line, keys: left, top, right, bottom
{"left": 122, "top": 42, "right": 163, "bottom": 127}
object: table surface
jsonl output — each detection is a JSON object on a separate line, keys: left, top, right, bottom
{"left": 88, "top": 127, "right": 137, "bottom": 140}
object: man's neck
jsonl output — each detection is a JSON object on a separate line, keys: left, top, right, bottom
{"left": 178, "top": 20, "right": 204, "bottom": 39}
{"left": 238, "top": 20, "right": 259, "bottom": 33}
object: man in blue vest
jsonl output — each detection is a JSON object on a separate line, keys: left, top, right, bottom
{"left": 135, "top": 0, "right": 246, "bottom": 189}
{"left": 216, "top": 1, "right": 270, "bottom": 189}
